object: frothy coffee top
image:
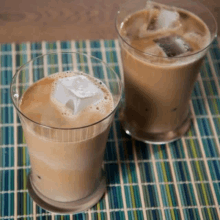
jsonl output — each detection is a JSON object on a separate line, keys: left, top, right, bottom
{"left": 20, "top": 71, "right": 114, "bottom": 128}
{"left": 120, "top": 2, "right": 211, "bottom": 59}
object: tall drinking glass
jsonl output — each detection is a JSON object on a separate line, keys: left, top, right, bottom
{"left": 11, "top": 52, "right": 122, "bottom": 213}
{"left": 116, "top": 0, "right": 217, "bottom": 144}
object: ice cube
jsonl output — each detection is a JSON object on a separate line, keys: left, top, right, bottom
{"left": 183, "top": 32, "right": 205, "bottom": 47}
{"left": 139, "top": 8, "right": 160, "bottom": 38}
{"left": 139, "top": 8, "right": 181, "bottom": 38}
{"left": 154, "top": 35, "right": 192, "bottom": 57}
{"left": 144, "top": 44, "right": 167, "bottom": 57}
{"left": 184, "top": 32, "right": 203, "bottom": 40}
{"left": 125, "top": 17, "right": 147, "bottom": 39}
{"left": 154, "top": 9, "right": 180, "bottom": 30}
{"left": 53, "top": 75, "right": 104, "bottom": 115}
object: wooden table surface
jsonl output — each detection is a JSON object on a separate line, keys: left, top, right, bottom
{"left": 0, "top": 0, "right": 219, "bottom": 43}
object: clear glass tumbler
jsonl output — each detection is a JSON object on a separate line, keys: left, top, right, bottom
{"left": 116, "top": 0, "right": 217, "bottom": 144}
{"left": 11, "top": 52, "right": 122, "bottom": 213}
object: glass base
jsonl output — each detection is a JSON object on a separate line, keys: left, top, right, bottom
{"left": 27, "top": 171, "right": 106, "bottom": 214}
{"left": 121, "top": 114, "right": 191, "bottom": 144}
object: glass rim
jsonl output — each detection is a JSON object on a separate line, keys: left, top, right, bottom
{"left": 10, "top": 51, "right": 122, "bottom": 130}
{"left": 115, "top": 0, "right": 218, "bottom": 59}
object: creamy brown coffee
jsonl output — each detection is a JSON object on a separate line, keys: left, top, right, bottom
{"left": 119, "top": 3, "right": 211, "bottom": 142}
{"left": 19, "top": 71, "right": 114, "bottom": 202}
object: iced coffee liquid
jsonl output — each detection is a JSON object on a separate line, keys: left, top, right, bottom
{"left": 19, "top": 72, "right": 114, "bottom": 202}
{"left": 119, "top": 3, "right": 211, "bottom": 140}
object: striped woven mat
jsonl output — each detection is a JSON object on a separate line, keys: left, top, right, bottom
{"left": 0, "top": 38, "right": 220, "bottom": 220}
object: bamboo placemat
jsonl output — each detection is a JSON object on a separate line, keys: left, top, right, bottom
{"left": 0, "top": 38, "right": 220, "bottom": 220}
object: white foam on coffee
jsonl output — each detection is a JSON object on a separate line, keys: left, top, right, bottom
{"left": 49, "top": 71, "right": 114, "bottom": 120}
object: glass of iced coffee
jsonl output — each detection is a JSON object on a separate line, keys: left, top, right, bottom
{"left": 10, "top": 52, "right": 122, "bottom": 213}
{"left": 116, "top": 0, "right": 217, "bottom": 144}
